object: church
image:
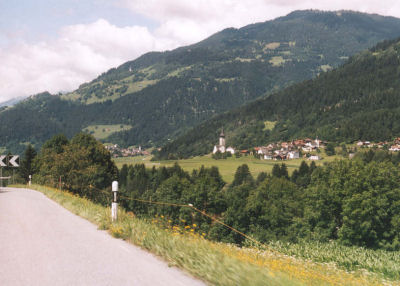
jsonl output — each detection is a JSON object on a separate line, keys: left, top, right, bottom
{"left": 213, "top": 129, "right": 235, "bottom": 155}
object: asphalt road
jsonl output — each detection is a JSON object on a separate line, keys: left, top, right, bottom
{"left": 0, "top": 187, "right": 205, "bottom": 286}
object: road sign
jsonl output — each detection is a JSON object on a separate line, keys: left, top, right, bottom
{"left": 8, "top": 155, "right": 19, "bottom": 167}
{"left": 0, "top": 155, "right": 20, "bottom": 167}
{"left": 0, "top": 156, "right": 6, "bottom": 167}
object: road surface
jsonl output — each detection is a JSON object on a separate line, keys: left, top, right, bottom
{"left": 0, "top": 187, "right": 205, "bottom": 286}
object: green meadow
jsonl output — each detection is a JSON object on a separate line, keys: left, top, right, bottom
{"left": 83, "top": 124, "right": 132, "bottom": 140}
{"left": 114, "top": 151, "right": 342, "bottom": 183}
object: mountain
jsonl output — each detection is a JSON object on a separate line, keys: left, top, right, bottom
{"left": 3, "top": 10, "right": 400, "bottom": 154}
{"left": 0, "top": 97, "right": 24, "bottom": 108}
{"left": 155, "top": 37, "right": 400, "bottom": 159}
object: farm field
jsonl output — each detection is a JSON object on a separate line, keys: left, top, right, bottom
{"left": 83, "top": 124, "right": 132, "bottom": 140}
{"left": 114, "top": 152, "right": 343, "bottom": 183}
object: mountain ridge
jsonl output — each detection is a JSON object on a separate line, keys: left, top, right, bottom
{"left": 3, "top": 10, "right": 400, "bottom": 153}
{"left": 155, "top": 37, "right": 400, "bottom": 159}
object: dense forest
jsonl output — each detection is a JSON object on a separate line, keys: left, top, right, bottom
{"left": 156, "top": 37, "right": 400, "bottom": 159}
{"left": 3, "top": 10, "right": 400, "bottom": 153}
{"left": 20, "top": 135, "right": 400, "bottom": 251}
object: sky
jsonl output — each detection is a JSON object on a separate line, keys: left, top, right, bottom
{"left": 1, "top": 0, "right": 400, "bottom": 103}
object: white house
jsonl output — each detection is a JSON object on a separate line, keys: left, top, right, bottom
{"left": 287, "top": 151, "right": 300, "bottom": 159}
{"left": 389, "top": 145, "right": 400, "bottom": 152}
{"left": 302, "top": 146, "right": 313, "bottom": 152}
{"left": 226, "top": 147, "right": 236, "bottom": 155}
{"left": 308, "top": 155, "right": 321, "bottom": 161}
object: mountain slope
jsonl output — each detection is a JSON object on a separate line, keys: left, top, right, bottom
{"left": 3, "top": 10, "right": 400, "bottom": 153}
{"left": 155, "top": 38, "right": 400, "bottom": 159}
{"left": 65, "top": 10, "right": 400, "bottom": 105}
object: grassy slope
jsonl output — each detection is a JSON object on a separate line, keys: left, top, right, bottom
{"left": 83, "top": 124, "right": 133, "bottom": 140}
{"left": 15, "top": 184, "right": 397, "bottom": 285}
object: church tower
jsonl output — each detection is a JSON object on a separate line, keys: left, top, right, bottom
{"left": 219, "top": 128, "right": 225, "bottom": 147}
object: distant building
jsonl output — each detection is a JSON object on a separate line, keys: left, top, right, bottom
{"left": 287, "top": 151, "right": 300, "bottom": 159}
{"left": 213, "top": 128, "right": 235, "bottom": 154}
{"left": 264, "top": 154, "right": 273, "bottom": 160}
{"left": 213, "top": 129, "right": 226, "bottom": 154}
{"left": 309, "top": 155, "right": 321, "bottom": 161}
{"left": 226, "top": 147, "right": 236, "bottom": 155}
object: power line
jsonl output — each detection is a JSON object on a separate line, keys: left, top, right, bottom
{"left": 89, "top": 185, "right": 271, "bottom": 250}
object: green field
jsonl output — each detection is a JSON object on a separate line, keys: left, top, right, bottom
{"left": 83, "top": 124, "right": 132, "bottom": 140}
{"left": 114, "top": 152, "right": 342, "bottom": 183}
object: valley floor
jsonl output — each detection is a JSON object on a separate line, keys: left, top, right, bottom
{"left": 113, "top": 153, "right": 341, "bottom": 183}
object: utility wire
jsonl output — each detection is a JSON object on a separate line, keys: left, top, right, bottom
{"left": 89, "top": 185, "right": 270, "bottom": 250}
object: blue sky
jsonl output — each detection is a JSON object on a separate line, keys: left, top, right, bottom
{"left": 0, "top": 0, "right": 156, "bottom": 46}
{"left": 1, "top": 0, "right": 400, "bottom": 102}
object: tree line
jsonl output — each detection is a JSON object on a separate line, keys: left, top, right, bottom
{"left": 17, "top": 134, "right": 400, "bottom": 251}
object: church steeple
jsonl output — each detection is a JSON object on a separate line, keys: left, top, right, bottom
{"left": 219, "top": 128, "right": 225, "bottom": 147}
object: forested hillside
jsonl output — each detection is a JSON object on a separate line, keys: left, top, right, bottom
{"left": 156, "top": 37, "right": 400, "bottom": 159}
{"left": 3, "top": 10, "right": 400, "bottom": 153}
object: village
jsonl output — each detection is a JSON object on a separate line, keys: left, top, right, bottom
{"left": 105, "top": 144, "right": 150, "bottom": 158}
{"left": 212, "top": 129, "right": 400, "bottom": 161}
{"left": 105, "top": 130, "right": 400, "bottom": 160}
{"left": 253, "top": 137, "right": 324, "bottom": 160}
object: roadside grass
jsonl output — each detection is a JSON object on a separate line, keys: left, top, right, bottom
{"left": 12, "top": 184, "right": 398, "bottom": 286}
{"left": 113, "top": 153, "right": 345, "bottom": 183}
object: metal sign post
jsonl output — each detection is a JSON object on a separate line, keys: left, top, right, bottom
{"left": 111, "top": 181, "right": 118, "bottom": 222}
{"left": 0, "top": 156, "right": 5, "bottom": 189}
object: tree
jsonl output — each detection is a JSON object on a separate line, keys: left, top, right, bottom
{"left": 119, "top": 164, "right": 128, "bottom": 186}
{"left": 325, "top": 143, "right": 336, "bottom": 156}
{"left": 340, "top": 144, "right": 348, "bottom": 157}
{"left": 246, "top": 177, "right": 304, "bottom": 242}
{"left": 294, "top": 161, "right": 311, "bottom": 187}
{"left": 232, "top": 164, "right": 254, "bottom": 187}
{"left": 272, "top": 164, "right": 281, "bottom": 178}
{"left": 152, "top": 175, "right": 190, "bottom": 222}
{"left": 34, "top": 133, "right": 118, "bottom": 201}
{"left": 19, "top": 144, "right": 37, "bottom": 182}
{"left": 41, "top": 134, "right": 69, "bottom": 154}
{"left": 338, "top": 161, "right": 400, "bottom": 250}
{"left": 272, "top": 163, "right": 288, "bottom": 179}
{"left": 280, "top": 163, "right": 289, "bottom": 179}
{"left": 256, "top": 172, "right": 268, "bottom": 185}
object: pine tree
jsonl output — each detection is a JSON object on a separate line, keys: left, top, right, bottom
{"left": 19, "top": 144, "right": 37, "bottom": 182}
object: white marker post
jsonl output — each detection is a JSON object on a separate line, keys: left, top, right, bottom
{"left": 29, "top": 175, "right": 32, "bottom": 186}
{"left": 111, "top": 181, "right": 118, "bottom": 222}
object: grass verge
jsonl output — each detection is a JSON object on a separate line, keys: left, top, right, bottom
{"left": 14, "top": 184, "right": 399, "bottom": 286}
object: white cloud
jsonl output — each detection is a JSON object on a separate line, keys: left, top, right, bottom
{"left": 123, "top": 0, "right": 400, "bottom": 46}
{"left": 0, "top": 19, "right": 179, "bottom": 102}
{"left": 2, "top": 0, "right": 400, "bottom": 102}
